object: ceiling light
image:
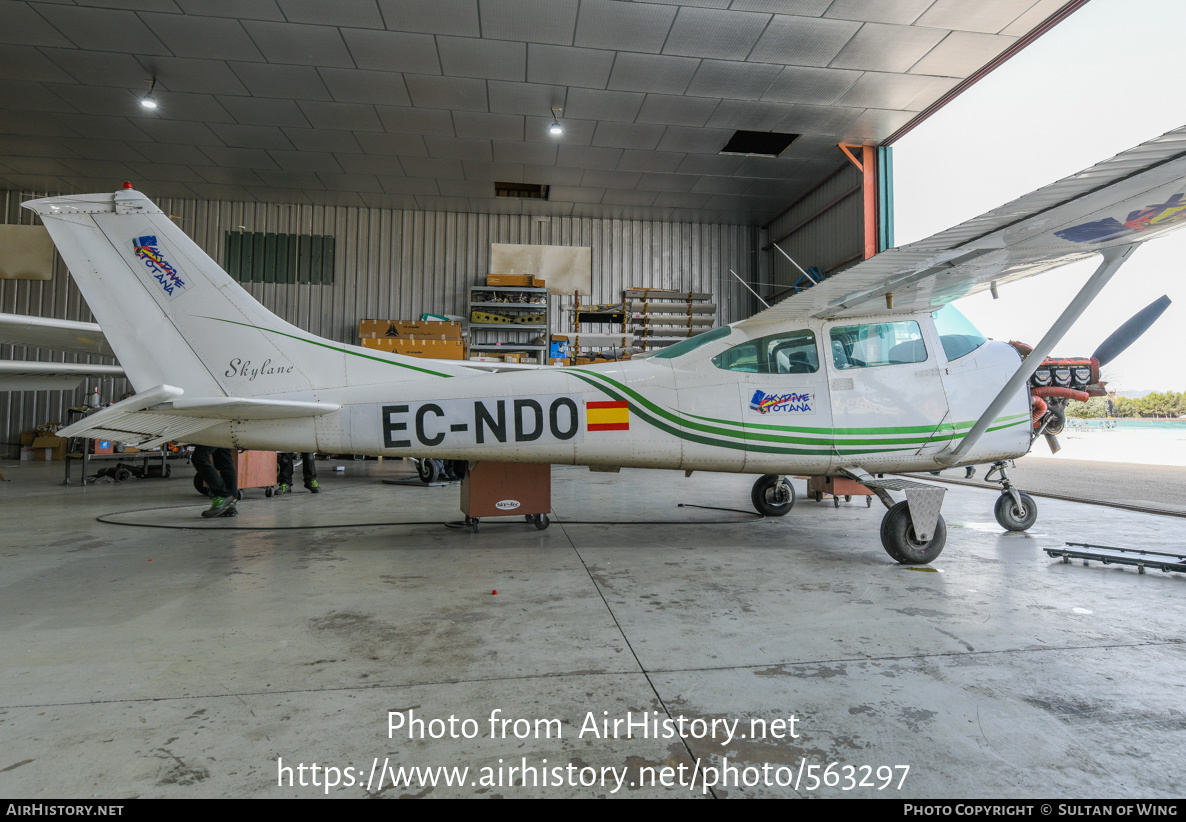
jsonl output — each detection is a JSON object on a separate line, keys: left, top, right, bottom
{"left": 548, "top": 105, "right": 564, "bottom": 136}
{"left": 140, "top": 78, "right": 158, "bottom": 110}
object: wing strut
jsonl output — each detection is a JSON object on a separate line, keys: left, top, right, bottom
{"left": 939, "top": 243, "right": 1138, "bottom": 465}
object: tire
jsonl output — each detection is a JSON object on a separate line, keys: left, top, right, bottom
{"left": 994, "top": 492, "right": 1037, "bottom": 531}
{"left": 880, "top": 500, "right": 946, "bottom": 565}
{"left": 416, "top": 458, "right": 441, "bottom": 484}
{"left": 533, "top": 513, "right": 550, "bottom": 530}
{"left": 751, "top": 474, "right": 795, "bottom": 517}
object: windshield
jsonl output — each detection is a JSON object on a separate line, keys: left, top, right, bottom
{"left": 651, "top": 326, "right": 732, "bottom": 359}
{"left": 931, "top": 304, "right": 987, "bottom": 361}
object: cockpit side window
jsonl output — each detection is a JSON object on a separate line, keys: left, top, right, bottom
{"left": 651, "top": 326, "right": 732, "bottom": 359}
{"left": 829, "top": 321, "right": 926, "bottom": 369}
{"left": 712, "top": 329, "right": 819, "bottom": 374}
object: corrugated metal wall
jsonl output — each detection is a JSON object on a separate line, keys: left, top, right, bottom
{"left": 763, "top": 164, "right": 863, "bottom": 300}
{"left": 1, "top": 189, "right": 758, "bottom": 449}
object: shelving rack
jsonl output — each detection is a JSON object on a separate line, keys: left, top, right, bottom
{"left": 623, "top": 288, "right": 716, "bottom": 351}
{"left": 468, "top": 285, "right": 551, "bottom": 361}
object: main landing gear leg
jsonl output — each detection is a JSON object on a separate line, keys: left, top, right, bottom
{"left": 985, "top": 460, "right": 1037, "bottom": 531}
{"left": 839, "top": 468, "right": 948, "bottom": 565}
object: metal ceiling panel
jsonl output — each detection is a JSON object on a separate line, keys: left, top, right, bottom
{"left": 354, "top": 132, "right": 429, "bottom": 157}
{"left": 316, "top": 68, "right": 412, "bottom": 107}
{"left": 524, "top": 116, "right": 597, "bottom": 145}
{"left": 276, "top": 0, "right": 385, "bottom": 29}
{"left": 297, "top": 101, "right": 385, "bottom": 132}
{"left": 405, "top": 76, "right": 488, "bottom": 112}
{"left": 228, "top": 62, "right": 333, "bottom": 100}
{"left": 376, "top": 0, "right": 481, "bottom": 37}
{"left": 139, "top": 13, "right": 265, "bottom": 61}
{"left": 241, "top": 21, "right": 355, "bottom": 68}
{"left": 635, "top": 94, "right": 719, "bottom": 127}
{"left": 0, "top": 46, "right": 85, "bottom": 84}
{"left": 423, "top": 136, "right": 495, "bottom": 161}
{"left": 528, "top": 45, "right": 616, "bottom": 90}
{"left": 748, "top": 15, "right": 862, "bottom": 67}
{"left": 663, "top": 7, "right": 772, "bottom": 60}
{"left": 574, "top": 0, "right": 678, "bottom": 53}
{"left": 705, "top": 100, "right": 794, "bottom": 131}
{"left": 33, "top": 5, "right": 173, "bottom": 54}
{"left": 558, "top": 145, "right": 623, "bottom": 171}
{"left": 675, "top": 154, "right": 744, "bottom": 176}
{"left": 479, "top": 0, "right": 579, "bottom": 46}
{"left": 487, "top": 81, "right": 564, "bottom": 117}
{"left": 374, "top": 106, "right": 456, "bottom": 136}
{"left": 909, "top": 31, "right": 1017, "bottom": 77}
{"left": 1003, "top": 0, "right": 1067, "bottom": 37}
{"left": 686, "top": 60, "right": 783, "bottom": 100}
{"left": 590, "top": 122, "right": 666, "bottom": 150}
{"left": 200, "top": 146, "right": 281, "bottom": 170}
{"left": 638, "top": 172, "right": 698, "bottom": 192}
{"left": 564, "top": 88, "right": 645, "bottom": 122}
{"left": 341, "top": 29, "right": 442, "bottom": 74}
{"left": 175, "top": 0, "right": 286, "bottom": 22}
{"left": 283, "top": 129, "right": 363, "bottom": 154}
{"left": 150, "top": 58, "right": 251, "bottom": 96}
{"left": 618, "top": 150, "right": 686, "bottom": 173}
{"left": 438, "top": 37, "right": 526, "bottom": 82}
{"left": 520, "top": 164, "right": 583, "bottom": 186}
{"left": 215, "top": 97, "right": 311, "bottom": 128}
{"left": 0, "top": 3, "right": 73, "bottom": 47}
{"left": 761, "top": 65, "right": 861, "bottom": 105}
{"left": 451, "top": 111, "right": 524, "bottom": 141}
{"left": 580, "top": 168, "right": 642, "bottom": 189}
{"left": 606, "top": 52, "right": 699, "bottom": 95}
{"left": 917, "top": 0, "right": 1039, "bottom": 34}
{"left": 829, "top": 22, "right": 949, "bottom": 72}
{"left": 824, "top": 0, "right": 936, "bottom": 25}
{"left": 41, "top": 49, "right": 152, "bottom": 88}
{"left": 656, "top": 126, "right": 734, "bottom": 153}
{"left": 730, "top": 0, "right": 832, "bottom": 12}
{"left": 837, "top": 72, "right": 955, "bottom": 111}
{"left": 492, "top": 141, "right": 558, "bottom": 165}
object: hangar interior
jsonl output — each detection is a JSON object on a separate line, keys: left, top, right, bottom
{"left": 3, "top": 0, "right": 1184, "bottom": 801}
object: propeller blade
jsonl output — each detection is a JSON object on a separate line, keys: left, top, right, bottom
{"left": 1092, "top": 295, "right": 1172, "bottom": 366}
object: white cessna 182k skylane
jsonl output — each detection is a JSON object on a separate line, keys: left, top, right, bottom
{"left": 8, "top": 126, "right": 1186, "bottom": 564}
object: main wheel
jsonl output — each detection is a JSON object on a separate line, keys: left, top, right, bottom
{"left": 994, "top": 492, "right": 1037, "bottom": 531}
{"left": 880, "top": 501, "right": 946, "bottom": 565}
{"left": 416, "top": 458, "right": 441, "bottom": 484}
{"left": 751, "top": 474, "right": 795, "bottom": 517}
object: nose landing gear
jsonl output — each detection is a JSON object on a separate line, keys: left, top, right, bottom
{"left": 985, "top": 461, "right": 1038, "bottom": 531}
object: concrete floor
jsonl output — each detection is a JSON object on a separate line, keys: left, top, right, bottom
{"left": 0, "top": 457, "right": 1183, "bottom": 799}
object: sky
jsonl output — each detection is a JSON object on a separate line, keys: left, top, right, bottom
{"left": 892, "top": 0, "right": 1186, "bottom": 394}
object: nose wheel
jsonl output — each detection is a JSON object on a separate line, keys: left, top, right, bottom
{"left": 985, "top": 461, "right": 1037, "bottom": 532}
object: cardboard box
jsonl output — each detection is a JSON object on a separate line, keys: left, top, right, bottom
{"left": 359, "top": 320, "right": 463, "bottom": 340}
{"left": 20, "top": 431, "right": 35, "bottom": 447}
{"left": 548, "top": 359, "right": 567, "bottom": 367}
{"left": 31, "top": 435, "right": 66, "bottom": 460}
{"left": 362, "top": 338, "right": 465, "bottom": 359}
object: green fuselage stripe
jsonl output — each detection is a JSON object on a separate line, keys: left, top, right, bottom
{"left": 568, "top": 369, "right": 1028, "bottom": 454}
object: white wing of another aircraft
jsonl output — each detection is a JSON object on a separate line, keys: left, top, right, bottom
{"left": 744, "top": 126, "right": 1186, "bottom": 331}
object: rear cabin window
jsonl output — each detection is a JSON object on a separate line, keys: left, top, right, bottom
{"left": 712, "top": 329, "right": 819, "bottom": 374}
{"left": 829, "top": 321, "right": 926, "bottom": 369}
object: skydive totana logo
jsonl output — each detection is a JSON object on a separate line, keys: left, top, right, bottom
{"left": 750, "top": 389, "right": 814, "bottom": 414}
{"left": 1055, "top": 193, "right": 1186, "bottom": 244}
{"left": 132, "top": 234, "right": 187, "bottom": 298}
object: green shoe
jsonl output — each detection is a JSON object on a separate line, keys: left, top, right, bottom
{"left": 277, "top": 483, "right": 291, "bottom": 495}
{"left": 202, "top": 496, "right": 233, "bottom": 518}
{"left": 304, "top": 479, "right": 320, "bottom": 494}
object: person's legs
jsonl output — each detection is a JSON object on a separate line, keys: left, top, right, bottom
{"left": 277, "top": 452, "right": 294, "bottom": 492}
{"left": 301, "top": 453, "right": 319, "bottom": 492}
{"left": 193, "top": 446, "right": 234, "bottom": 517}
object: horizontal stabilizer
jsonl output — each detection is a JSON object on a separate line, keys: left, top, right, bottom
{"left": 164, "top": 397, "right": 342, "bottom": 419}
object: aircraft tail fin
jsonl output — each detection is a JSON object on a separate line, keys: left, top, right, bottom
{"left": 23, "top": 188, "right": 471, "bottom": 399}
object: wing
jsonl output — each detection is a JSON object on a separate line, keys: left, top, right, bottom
{"left": 743, "top": 125, "right": 1186, "bottom": 329}
{"left": 0, "top": 312, "right": 122, "bottom": 390}
{"left": 0, "top": 312, "right": 114, "bottom": 357}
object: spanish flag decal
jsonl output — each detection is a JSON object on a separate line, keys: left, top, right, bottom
{"left": 586, "top": 400, "right": 629, "bottom": 431}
